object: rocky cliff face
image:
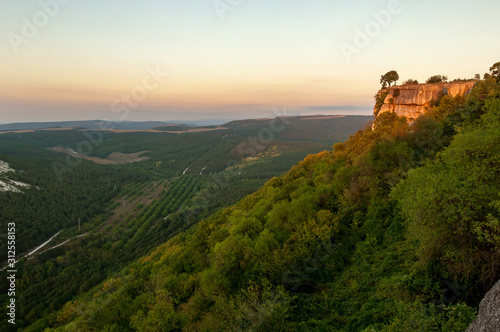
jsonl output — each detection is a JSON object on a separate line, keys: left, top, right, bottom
{"left": 374, "top": 81, "right": 477, "bottom": 121}
{"left": 466, "top": 279, "right": 500, "bottom": 332}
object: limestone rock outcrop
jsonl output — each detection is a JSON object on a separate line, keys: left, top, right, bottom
{"left": 374, "top": 81, "right": 477, "bottom": 121}
{"left": 466, "top": 279, "right": 500, "bottom": 332}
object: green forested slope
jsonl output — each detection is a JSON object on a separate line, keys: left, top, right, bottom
{"left": 30, "top": 78, "right": 500, "bottom": 331}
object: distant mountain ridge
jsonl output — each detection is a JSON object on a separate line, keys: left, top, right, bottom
{"left": 0, "top": 120, "right": 183, "bottom": 131}
{"left": 0, "top": 116, "right": 374, "bottom": 134}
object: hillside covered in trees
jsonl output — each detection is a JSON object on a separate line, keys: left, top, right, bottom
{"left": 22, "top": 73, "right": 500, "bottom": 331}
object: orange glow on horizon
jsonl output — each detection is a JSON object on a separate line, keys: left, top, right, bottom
{"left": 1, "top": 71, "right": 372, "bottom": 114}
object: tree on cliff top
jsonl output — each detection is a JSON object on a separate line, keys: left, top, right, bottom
{"left": 403, "top": 79, "right": 419, "bottom": 85}
{"left": 380, "top": 70, "right": 399, "bottom": 88}
{"left": 490, "top": 62, "right": 500, "bottom": 80}
{"left": 426, "top": 75, "right": 448, "bottom": 84}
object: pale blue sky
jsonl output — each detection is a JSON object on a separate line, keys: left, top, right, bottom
{"left": 0, "top": 0, "right": 499, "bottom": 122}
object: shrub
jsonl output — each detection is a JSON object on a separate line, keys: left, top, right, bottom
{"left": 426, "top": 75, "right": 448, "bottom": 84}
{"left": 374, "top": 91, "right": 390, "bottom": 117}
{"left": 402, "top": 79, "right": 419, "bottom": 85}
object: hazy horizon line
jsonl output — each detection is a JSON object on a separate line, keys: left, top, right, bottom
{"left": 0, "top": 112, "right": 374, "bottom": 126}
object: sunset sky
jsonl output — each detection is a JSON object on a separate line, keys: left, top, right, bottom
{"left": 1, "top": 0, "right": 499, "bottom": 123}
